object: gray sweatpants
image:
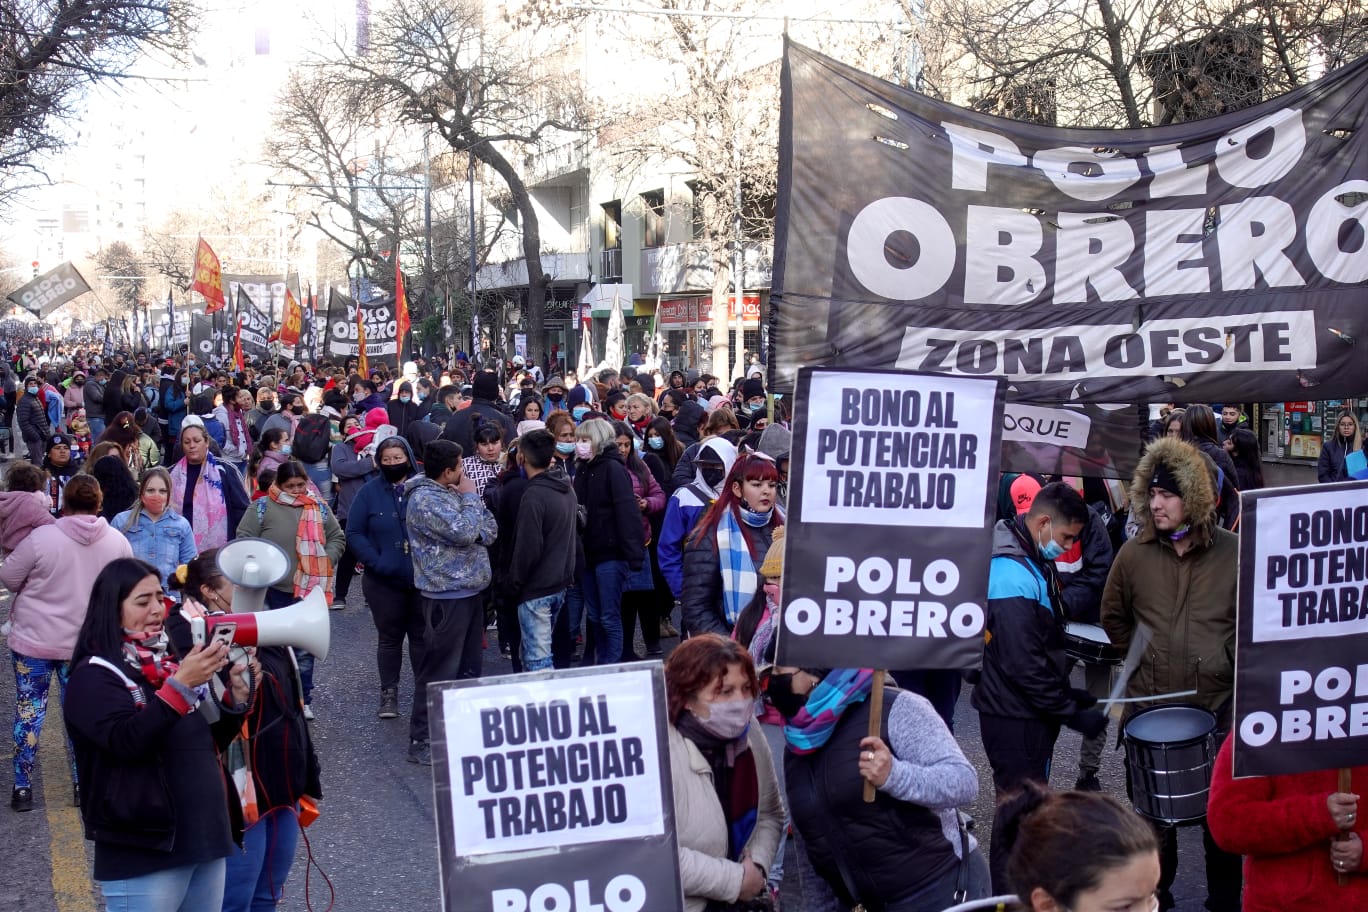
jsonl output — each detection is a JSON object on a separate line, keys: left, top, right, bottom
{"left": 1077, "top": 660, "right": 1115, "bottom": 775}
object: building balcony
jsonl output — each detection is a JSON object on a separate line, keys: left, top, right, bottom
{"left": 637, "top": 240, "right": 773, "bottom": 296}
{"left": 476, "top": 251, "right": 590, "bottom": 291}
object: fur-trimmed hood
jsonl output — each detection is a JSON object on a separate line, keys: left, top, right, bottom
{"left": 1130, "top": 437, "right": 1218, "bottom": 540}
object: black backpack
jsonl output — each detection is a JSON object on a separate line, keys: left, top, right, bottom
{"left": 293, "top": 413, "right": 332, "bottom": 464}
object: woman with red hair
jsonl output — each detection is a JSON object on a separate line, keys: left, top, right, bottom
{"left": 681, "top": 453, "right": 783, "bottom": 637}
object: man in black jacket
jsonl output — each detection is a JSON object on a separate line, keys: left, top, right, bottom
{"left": 506, "top": 430, "right": 580, "bottom": 672}
{"left": 440, "top": 370, "right": 516, "bottom": 452}
{"left": 972, "top": 480, "right": 1105, "bottom": 892}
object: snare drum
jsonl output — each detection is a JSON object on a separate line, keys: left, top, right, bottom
{"left": 1063, "top": 623, "right": 1124, "bottom": 666}
{"left": 1123, "top": 704, "right": 1218, "bottom": 825}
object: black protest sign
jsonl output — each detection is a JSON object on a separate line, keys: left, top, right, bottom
{"left": 774, "top": 41, "right": 1368, "bottom": 407}
{"left": 429, "top": 664, "right": 683, "bottom": 912}
{"left": 1233, "top": 480, "right": 1368, "bottom": 778}
{"left": 325, "top": 290, "right": 399, "bottom": 369}
{"left": 233, "top": 288, "right": 272, "bottom": 363}
{"left": 190, "top": 314, "right": 215, "bottom": 361}
{"left": 776, "top": 367, "right": 1004, "bottom": 669}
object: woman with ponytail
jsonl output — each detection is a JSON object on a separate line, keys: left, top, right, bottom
{"left": 680, "top": 453, "right": 783, "bottom": 637}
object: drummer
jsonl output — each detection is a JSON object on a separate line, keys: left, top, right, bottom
{"left": 973, "top": 479, "right": 1108, "bottom": 893}
{"left": 1049, "top": 478, "right": 1117, "bottom": 793}
{"left": 1100, "top": 436, "right": 1241, "bottom": 912}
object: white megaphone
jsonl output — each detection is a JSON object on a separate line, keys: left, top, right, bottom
{"left": 202, "top": 538, "right": 331, "bottom": 660}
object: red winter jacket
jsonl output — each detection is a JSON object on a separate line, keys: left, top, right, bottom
{"left": 1207, "top": 737, "right": 1368, "bottom": 910}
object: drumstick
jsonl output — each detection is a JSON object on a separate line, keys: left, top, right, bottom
{"left": 1106, "top": 689, "right": 1197, "bottom": 704}
{"left": 1102, "top": 622, "right": 1153, "bottom": 717}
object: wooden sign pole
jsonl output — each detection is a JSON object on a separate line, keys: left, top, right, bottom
{"left": 863, "top": 673, "right": 886, "bottom": 803}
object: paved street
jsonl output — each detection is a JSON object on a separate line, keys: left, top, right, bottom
{"left": 0, "top": 577, "right": 1219, "bottom": 912}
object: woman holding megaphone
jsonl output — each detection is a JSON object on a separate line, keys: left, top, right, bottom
{"left": 64, "top": 558, "right": 253, "bottom": 911}
{"left": 171, "top": 550, "right": 323, "bottom": 912}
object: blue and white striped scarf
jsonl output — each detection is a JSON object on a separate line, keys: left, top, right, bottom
{"left": 716, "top": 508, "right": 759, "bottom": 627}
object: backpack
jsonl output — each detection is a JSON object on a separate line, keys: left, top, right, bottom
{"left": 293, "top": 413, "right": 332, "bottom": 464}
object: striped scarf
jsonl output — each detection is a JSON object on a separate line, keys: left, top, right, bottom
{"left": 270, "top": 487, "right": 335, "bottom": 605}
{"left": 783, "top": 668, "right": 875, "bottom": 754}
{"left": 715, "top": 508, "right": 760, "bottom": 627}
{"left": 121, "top": 630, "right": 179, "bottom": 686}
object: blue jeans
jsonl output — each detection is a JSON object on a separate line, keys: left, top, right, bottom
{"left": 302, "top": 461, "right": 333, "bottom": 506}
{"left": 100, "top": 858, "right": 226, "bottom": 912}
{"left": 87, "top": 416, "right": 106, "bottom": 439}
{"left": 222, "top": 807, "right": 300, "bottom": 912}
{"left": 518, "top": 591, "right": 566, "bottom": 672}
{"left": 581, "top": 561, "right": 628, "bottom": 666}
{"left": 12, "top": 652, "right": 75, "bottom": 789}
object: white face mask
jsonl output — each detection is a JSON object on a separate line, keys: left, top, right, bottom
{"left": 692, "top": 698, "right": 753, "bottom": 740}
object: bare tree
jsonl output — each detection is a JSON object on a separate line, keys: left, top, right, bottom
{"left": 305, "top": 0, "right": 585, "bottom": 368}
{"left": 919, "top": 0, "right": 1368, "bottom": 128}
{"left": 0, "top": 1, "right": 195, "bottom": 201}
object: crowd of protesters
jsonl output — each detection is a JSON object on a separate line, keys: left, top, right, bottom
{"left": 0, "top": 337, "right": 1364, "bottom": 912}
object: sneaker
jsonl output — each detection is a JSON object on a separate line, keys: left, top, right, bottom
{"left": 303, "top": 705, "right": 316, "bottom": 722}
{"left": 378, "top": 688, "right": 399, "bottom": 720}
{"left": 660, "top": 619, "right": 679, "bottom": 638}
{"left": 408, "top": 740, "right": 432, "bottom": 766}
{"left": 10, "top": 787, "right": 33, "bottom": 812}
{"left": 645, "top": 645, "right": 664, "bottom": 658}
{"left": 1075, "top": 772, "right": 1102, "bottom": 792}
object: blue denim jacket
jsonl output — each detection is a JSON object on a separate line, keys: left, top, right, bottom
{"left": 112, "top": 508, "right": 199, "bottom": 590}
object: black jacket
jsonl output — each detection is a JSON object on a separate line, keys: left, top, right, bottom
{"left": 572, "top": 451, "right": 644, "bottom": 569}
{"left": 507, "top": 467, "right": 580, "bottom": 602}
{"left": 245, "top": 646, "right": 323, "bottom": 809}
{"left": 681, "top": 515, "right": 777, "bottom": 637}
{"left": 1318, "top": 435, "right": 1366, "bottom": 483}
{"left": 1194, "top": 438, "right": 1241, "bottom": 530}
{"left": 16, "top": 390, "right": 49, "bottom": 443}
{"left": 440, "top": 398, "right": 517, "bottom": 453}
{"left": 1054, "top": 508, "right": 1115, "bottom": 624}
{"left": 972, "top": 519, "right": 1089, "bottom": 722}
{"left": 786, "top": 694, "right": 958, "bottom": 909}
{"left": 83, "top": 378, "right": 106, "bottom": 417}
{"left": 64, "top": 655, "right": 243, "bottom": 879}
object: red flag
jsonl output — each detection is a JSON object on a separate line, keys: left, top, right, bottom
{"left": 276, "top": 289, "right": 302, "bottom": 346}
{"left": 191, "top": 238, "right": 227, "bottom": 314}
{"left": 394, "top": 264, "right": 410, "bottom": 361}
{"left": 233, "top": 316, "right": 244, "bottom": 371}
{"left": 356, "top": 307, "right": 369, "bottom": 376}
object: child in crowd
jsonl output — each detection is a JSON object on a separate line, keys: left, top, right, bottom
{"left": 0, "top": 461, "right": 55, "bottom": 557}
{"left": 462, "top": 421, "right": 504, "bottom": 495}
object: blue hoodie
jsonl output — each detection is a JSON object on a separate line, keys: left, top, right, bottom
{"left": 346, "top": 436, "right": 418, "bottom": 586}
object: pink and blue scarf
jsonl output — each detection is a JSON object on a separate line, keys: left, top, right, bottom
{"left": 783, "top": 668, "right": 876, "bottom": 754}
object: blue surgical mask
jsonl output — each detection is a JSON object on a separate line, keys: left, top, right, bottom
{"left": 740, "top": 505, "right": 773, "bottom": 527}
{"left": 280, "top": 444, "right": 292, "bottom": 456}
{"left": 1038, "top": 520, "right": 1064, "bottom": 560}
{"left": 647, "top": 436, "right": 664, "bottom": 450}
{"left": 633, "top": 436, "right": 643, "bottom": 451}
{"left": 749, "top": 402, "right": 765, "bottom": 414}
{"left": 25, "top": 385, "right": 38, "bottom": 395}
{"left": 572, "top": 406, "right": 589, "bottom": 421}
{"left": 555, "top": 441, "right": 576, "bottom": 456}
{"left": 400, "top": 395, "right": 412, "bottom": 404}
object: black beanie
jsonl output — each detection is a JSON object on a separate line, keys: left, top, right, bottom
{"left": 741, "top": 377, "right": 765, "bottom": 401}
{"left": 1149, "top": 460, "right": 1182, "bottom": 498}
{"left": 471, "top": 371, "right": 500, "bottom": 401}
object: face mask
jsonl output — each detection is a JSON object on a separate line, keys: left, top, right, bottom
{"left": 292, "top": 405, "right": 306, "bottom": 415}
{"left": 633, "top": 436, "right": 643, "bottom": 451}
{"left": 380, "top": 462, "right": 410, "bottom": 483}
{"left": 748, "top": 402, "right": 765, "bottom": 414}
{"left": 280, "top": 444, "right": 292, "bottom": 456}
{"left": 353, "top": 392, "right": 366, "bottom": 402}
{"left": 182, "top": 377, "right": 190, "bottom": 386}
{"left": 574, "top": 441, "right": 593, "bottom": 459}
{"left": 548, "top": 393, "right": 563, "bottom": 403}
{"left": 141, "top": 493, "right": 168, "bottom": 514}
{"left": 260, "top": 400, "right": 275, "bottom": 412}
{"left": 572, "top": 406, "right": 589, "bottom": 421}
{"left": 400, "top": 395, "right": 411, "bottom": 404}
{"left": 1038, "top": 520, "right": 1065, "bottom": 560}
{"left": 765, "top": 673, "right": 807, "bottom": 720}
{"left": 555, "top": 441, "right": 576, "bottom": 456}
{"left": 25, "top": 386, "right": 38, "bottom": 395}
{"left": 693, "top": 698, "right": 753, "bottom": 740}
{"left": 700, "top": 466, "right": 724, "bottom": 489}
{"left": 740, "top": 505, "right": 773, "bottom": 527}
{"left": 647, "top": 436, "right": 664, "bottom": 450}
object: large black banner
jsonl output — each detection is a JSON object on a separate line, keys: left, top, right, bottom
{"left": 775, "top": 42, "right": 1368, "bottom": 408}
{"left": 235, "top": 288, "right": 272, "bottom": 365}
{"left": 776, "top": 368, "right": 1004, "bottom": 669}
{"left": 325, "top": 289, "right": 399, "bottom": 369}
{"left": 190, "top": 314, "right": 215, "bottom": 362}
{"left": 1232, "top": 480, "right": 1368, "bottom": 778}
{"left": 428, "top": 664, "right": 683, "bottom": 912}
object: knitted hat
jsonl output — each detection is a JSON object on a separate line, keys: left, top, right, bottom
{"left": 706, "top": 395, "right": 731, "bottom": 413}
{"left": 471, "top": 371, "right": 500, "bottom": 401}
{"left": 180, "top": 415, "right": 206, "bottom": 436}
{"left": 759, "top": 526, "right": 786, "bottom": 578}
{"left": 741, "top": 377, "right": 765, "bottom": 401}
{"left": 517, "top": 419, "right": 546, "bottom": 438}
{"left": 46, "top": 432, "right": 73, "bottom": 451}
{"left": 1150, "top": 460, "right": 1183, "bottom": 497}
